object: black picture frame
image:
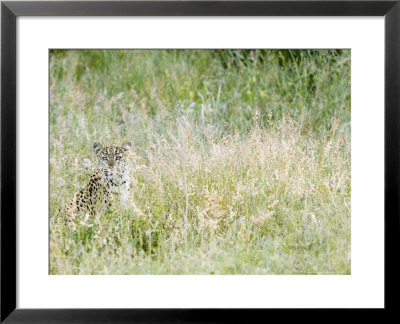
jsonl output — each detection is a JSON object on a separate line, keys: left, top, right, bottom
{"left": 1, "top": 0, "right": 399, "bottom": 322}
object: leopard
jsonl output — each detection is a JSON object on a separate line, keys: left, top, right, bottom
{"left": 61, "top": 141, "right": 132, "bottom": 227}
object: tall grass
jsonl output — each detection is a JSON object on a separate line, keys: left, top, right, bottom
{"left": 50, "top": 49, "right": 350, "bottom": 274}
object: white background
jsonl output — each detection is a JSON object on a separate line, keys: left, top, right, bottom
{"left": 17, "top": 17, "right": 384, "bottom": 308}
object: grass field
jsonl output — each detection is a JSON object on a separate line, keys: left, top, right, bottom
{"left": 49, "top": 49, "right": 351, "bottom": 274}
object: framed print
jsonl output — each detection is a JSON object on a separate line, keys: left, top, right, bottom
{"left": 1, "top": 0, "right": 399, "bottom": 322}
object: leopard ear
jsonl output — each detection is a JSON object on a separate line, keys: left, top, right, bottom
{"left": 93, "top": 142, "right": 103, "bottom": 155}
{"left": 122, "top": 141, "right": 132, "bottom": 152}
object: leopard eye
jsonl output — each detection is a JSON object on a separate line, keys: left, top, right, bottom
{"left": 116, "top": 156, "right": 121, "bottom": 161}
{"left": 101, "top": 156, "right": 107, "bottom": 160}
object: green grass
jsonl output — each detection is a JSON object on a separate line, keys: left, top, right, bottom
{"left": 49, "top": 49, "right": 351, "bottom": 274}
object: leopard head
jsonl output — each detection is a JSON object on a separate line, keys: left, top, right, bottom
{"left": 93, "top": 141, "right": 131, "bottom": 181}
